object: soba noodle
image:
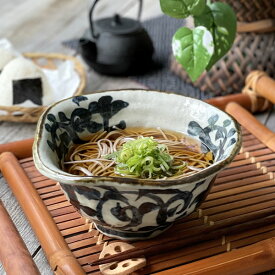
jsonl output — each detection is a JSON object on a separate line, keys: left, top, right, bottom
{"left": 64, "top": 127, "right": 213, "bottom": 180}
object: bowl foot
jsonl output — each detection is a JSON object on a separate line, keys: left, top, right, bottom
{"left": 94, "top": 223, "right": 173, "bottom": 241}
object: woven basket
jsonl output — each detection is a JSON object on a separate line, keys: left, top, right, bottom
{"left": 170, "top": 0, "right": 275, "bottom": 96}
{"left": 0, "top": 53, "right": 86, "bottom": 123}
{"left": 214, "top": 0, "right": 275, "bottom": 22}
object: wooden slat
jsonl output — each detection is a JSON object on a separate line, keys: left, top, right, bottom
{"left": 31, "top": 175, "right": 48, "bottom": 183}
{"left": 202, "top": 188, "right": 275, "bottom": 209}
{"left": 208, "top": 201, "right": 275, "bottom": 222}
{"left": 206, "top": 180, "right": 275, "bottom": 201}
{"left": 249, "top": 148, "right": 273, "bottom": 156}
{"left": 214, "top": 168, "right": 264, "bottom": 185}
{"left": 33, "top": 179, "right": 56, "bottom": 189}
{"left": 19, "top": 157, "right": 33, "bottom": 164}
{"left": 65, "top": 232, "right": 97, "bottom": 245}
{"left": 230, "top": 229, "right": 275, "bottom": 250}
{"left": 212, "top": 174, "right": 272, "bottom": 192}
{"left": 143, "top": 245, "right": 226, "bottom": 274}
{"left": 217, "top": 163, "right": 258, "bottom": 178}
{"left": 47, "top": 201, "right": 71, "bottom": 211}
{"left": 242, "top": 138, "right": 261, "bottom": 147}
{"left": 40, "top": 190, "right": 64, "bottom": 200}
{"left": 242, "top": 134, "right": 257, "bottom": 142}
{"left": 50, "top": 206, "right": 76, "bottom": 217}
{"left": 36, "top": 185, "right": 61, "bottom": 195}
{"left": 53, "top": 212, "right": 81, "bottom": 224}
{"left": 227, "top": 223, "right": 275, "bottom": 242}
{"left": 228, "top": 157, "right": 255, "bottom": 168}
{"left": 68, "top": 238, "right": 98, "bottom": 251}
{"left": 43, "top": 196, "right": 67, "bottom": 206}
{"left": 203, "top": 193, "right": 275, "bottom": 216}
{"left": 21, "top": 160, "right": 35, "bottom": 168}
{"left": 243, "top": 143, "right": 267, "bottom": 152}
{"left": 60, "top": 224, "right": 91, "bottom": 237}
{"left": 56, "top": 218, "right": 85, "bottom": 231}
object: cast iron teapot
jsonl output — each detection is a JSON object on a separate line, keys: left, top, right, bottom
{"left": 79, "top": 0, "right": 154, "bottom": 76}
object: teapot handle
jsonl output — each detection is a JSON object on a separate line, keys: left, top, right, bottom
{"left": 89, "top": 0, "right": 143, "bottom": 39}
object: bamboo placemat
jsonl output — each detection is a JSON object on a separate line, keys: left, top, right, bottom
{"left": 1, "top": 126, "right": 275, "bottom": 274}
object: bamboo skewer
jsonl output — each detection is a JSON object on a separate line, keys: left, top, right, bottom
{"left": 0, "top": 200, "right": 40, "bottom": 275}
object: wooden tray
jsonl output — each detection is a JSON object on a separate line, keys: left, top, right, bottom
{"left": 0, "top": 126, "right": 275, "bottom": 274}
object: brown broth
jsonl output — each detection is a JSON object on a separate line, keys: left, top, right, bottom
{"left": 64, "top": 127, "right": 213, "bottom": 179}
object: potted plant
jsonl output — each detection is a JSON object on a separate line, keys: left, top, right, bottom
{"left": 160, "top": 0, "right": 236, "bottom": 82}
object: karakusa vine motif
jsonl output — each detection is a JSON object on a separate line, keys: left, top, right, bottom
{"left": 60, "top": 178, "right": 207, "bottom": 238}
{"left": 45, "top": 95, "right": 129, "bottom": 159}
{"left": 187, "top": 114, "right": 236, "bottom": 161}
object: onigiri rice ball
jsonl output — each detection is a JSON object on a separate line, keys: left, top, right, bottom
{"left": 0, "top": 48, "right": 15, "bottom": 71}
{"left": 0, "top": 57, "right": 54, "bottom": 107}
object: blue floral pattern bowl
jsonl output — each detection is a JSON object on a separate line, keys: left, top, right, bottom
{"left": 33, "top": 90, "right": 241, "bottom": 240}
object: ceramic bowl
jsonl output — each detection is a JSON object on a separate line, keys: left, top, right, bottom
{"left": 33, "top": 90, "right": 241, "bottom": 240}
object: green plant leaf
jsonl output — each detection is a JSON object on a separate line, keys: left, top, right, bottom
{"left": 194, "top": 2, "right": 236, "bottom": 70}
{"left": 194, "top": 5, "right": 213, "bottom": 29}
{"left": 172, "top": 26, "right": 214, "bottom": 81}
{"left": 159, "top": 0, "right": 206, "bottom": 19}
{"left": 184, "top": 0, "right": 206, "bottom": 16}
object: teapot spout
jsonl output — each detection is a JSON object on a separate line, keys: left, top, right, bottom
{"left": 78, "top": 38, "right": 97, "bottom": 64}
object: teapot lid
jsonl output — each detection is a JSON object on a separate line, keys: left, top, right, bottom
{"left": 94, "top": 14, "right": 141, "bottom": 35}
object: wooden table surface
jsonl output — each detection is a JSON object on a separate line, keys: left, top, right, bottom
{"left": 0, "top": 1, "right": 274, "bottom": 274}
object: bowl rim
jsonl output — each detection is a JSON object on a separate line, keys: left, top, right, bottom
{"left": 33, "top": 89, "right": 242, "bottom": 187}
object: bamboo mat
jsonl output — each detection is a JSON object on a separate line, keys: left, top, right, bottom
{"left": 12, "top": 126, "right": 275, "bottom": 274}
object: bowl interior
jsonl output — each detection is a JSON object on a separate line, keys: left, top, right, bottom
{"left": 34, "top": 90, "right": 241, "bottom": 185}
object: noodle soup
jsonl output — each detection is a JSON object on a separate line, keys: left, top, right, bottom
{"left": 34, "top": 90, "right": 241, "bottom": 240}
{"left": 64, "top": 127, "right": 214, "bottom": 180}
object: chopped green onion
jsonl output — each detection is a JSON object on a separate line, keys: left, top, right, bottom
{"left": 105, "top": 137, "right": 182, "bottom": 179}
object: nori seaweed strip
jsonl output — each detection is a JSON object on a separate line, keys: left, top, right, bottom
{"left": 13, "top": 78, "right": 43, "bottom": 105}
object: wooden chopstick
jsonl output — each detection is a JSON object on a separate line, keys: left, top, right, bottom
{"left": 90, "top": 211, "right": 275, "bottom": 266}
